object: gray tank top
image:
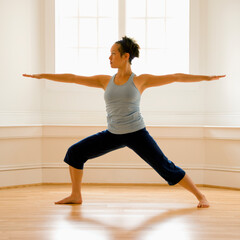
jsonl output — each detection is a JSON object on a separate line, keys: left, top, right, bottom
{"left": 104, "top": 73, "right": 145, "bottom": 134}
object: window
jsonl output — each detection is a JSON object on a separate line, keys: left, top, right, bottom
{"left": 55, "top": 0, "right": 118, "bottom": 76}
{"left": 55, "top": 0, "right": 189, "bottom": 77}
{"left": 126, "top": 0, "right": 189, "bottom": 75}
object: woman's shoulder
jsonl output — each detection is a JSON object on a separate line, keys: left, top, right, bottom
{"left": 133, "top": 74, "right": 150, "bottom": 94}
{"left": 134, "top": 74, "right": 152, "bottom": 80}
{"left": 98, "top": 75, "right": 112, "bottom": 90}
{"left": 133, "top": 74, "right": 151, "bottom": 85}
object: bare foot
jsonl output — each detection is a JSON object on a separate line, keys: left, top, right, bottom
{"left": 197, "top": 195, "right": 210, "bottom": 208}
{"left": 55, "top": 195, "right": 82, "bottom": 204}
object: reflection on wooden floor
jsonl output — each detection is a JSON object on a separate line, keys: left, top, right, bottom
{"left": 0, "top": 184, "right": 240, "bottom": 240}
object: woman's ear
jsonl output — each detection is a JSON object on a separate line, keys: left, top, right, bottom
{"left": 124, "top": 52, "right": 130, "bottom": 62}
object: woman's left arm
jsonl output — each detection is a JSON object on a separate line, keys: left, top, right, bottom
{"left": 139, "top": 73, "right": 226, "bottom": 92}
{"left": 174, "top": 73, "right": 226, "bottom": 83}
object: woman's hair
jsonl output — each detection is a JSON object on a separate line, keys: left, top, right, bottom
{"left": 115, "top": 36, "right": 140, "bottom": 64}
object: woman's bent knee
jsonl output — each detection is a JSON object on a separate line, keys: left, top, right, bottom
{"left": 64, "top": 145, "right": 85, "bottom": 169}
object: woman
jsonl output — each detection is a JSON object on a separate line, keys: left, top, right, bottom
{"left": 23, "top": 36, "right": 225, "bottom": 208}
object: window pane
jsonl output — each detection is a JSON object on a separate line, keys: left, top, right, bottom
{"left": 165, "top": 50, "right": 188, "bottom": 73}
{"left": 146, "top": 49, "right": 167, "bottom": 74}
{"left": 79, "top": 0, "right": 97, "bottom": 17}
{"left": 166, "top": 0, "right": 189, "bottom": 17}
{"left": 99, "top": 18, "right": 118, "bottom": 48}
{"left": 132, "top": 49, "right": 147, "bottom": 74}
{"left": 79, "top": 19, "right": 98, "bottom": 47}
{"left": 166, "top": 18, "right": 178, "bottom": 48}
{"left": 56, "top": 48, "right": 79, "bottom": 73}
{"left": 78, "top": 49, "right": 98, "bottom": 74}
{"left": 147, "top": 19, "right": 165, "bottom": 48}
{"left": 59, "top": 18, "right": 78, "bottom": 48}
{"left": 126, "top": 0, "right": 146, "bottom": 18}
{"left": 98, "top": 49, "right": 114, "bottom": 75}
{"left": 56, "top": 0, "right": 78, "bottom": 17}
{"left": 126, "top": 19, "right": 146, "bottom": 47}
{"left": 98, "top": 0, "right": 117, "bottom": 17}
{"left": 147, "top": 0, "right": 165, "bottom": 17}
{"left": 166, "top": 19, "right": 189, "bottom": 51}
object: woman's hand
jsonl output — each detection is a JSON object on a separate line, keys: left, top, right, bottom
{"left": 206, "top": 75, "right": 226, "bottom": 81}
{"left": 22, "top": 74, "right": 43, "bottom": 79}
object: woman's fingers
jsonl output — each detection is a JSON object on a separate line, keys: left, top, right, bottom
{"left": 209, "top": 75, "right": 226, "bottom": 80}
{"left": 217, "top": 75, "right": 226, "bottom": 79}
{"left": 22, "top": 74, "right": 41, "bottom": 79}
{"left": 23, "top": 74, "right": 34, "bottom": 78}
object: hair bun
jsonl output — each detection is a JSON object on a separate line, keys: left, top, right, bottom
{"left": 116, "top": 36, "right": 140, "bottom": 64}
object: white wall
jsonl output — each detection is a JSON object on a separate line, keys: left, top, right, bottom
{"left": 0, "top": 0, "right": 239, "bottom": 188}
{"left": 200, "top": 0, "right": 240, "bottom": 126}
{"left": 0, "top": 0, "right": 45, "bottom": 125}
{"left": 197, "top": 0, "right": 240, "bottom": 188}
{"left": 0, "top": 0, "right": 45, "bottom": 186}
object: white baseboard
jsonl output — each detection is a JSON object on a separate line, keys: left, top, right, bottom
{"left": 0, "top": 164, "right": 42, "bottom": 188}
{"left": 1, "top": 163, "right": 239, "bottom": 188}
{"left": 41, "top": 163, "right": 203, "bottom": 185}
{"left": 204, "top": 166, "right": 240, "bottom": 189}
{"left": 41, "top": 163, "right": 240, "bottom": 188}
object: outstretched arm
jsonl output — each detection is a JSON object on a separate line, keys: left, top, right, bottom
{"left": 22, "top": 73, "right": 111, "bottom": 89}
{"left": 139, "top": 73, "right": 226, "bottom": 91}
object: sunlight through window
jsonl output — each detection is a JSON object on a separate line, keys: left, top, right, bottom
{"left": 126, "top": 0, "right": 189, "bottom": 75}
{"left": 55, "top": 0, "right": 189, "bottom": 76}
{"left": 55, "top": 0, "right": 118, "bottom": 76}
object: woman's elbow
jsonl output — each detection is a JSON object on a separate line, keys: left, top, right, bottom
{"left": 173, "top": 73, "right": 184, "bottom": 82}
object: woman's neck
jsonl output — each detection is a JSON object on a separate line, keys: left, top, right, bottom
{"left": 117, "top": 65, "right": 132, "bottom": 78}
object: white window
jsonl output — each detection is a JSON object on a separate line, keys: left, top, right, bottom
{"left": 126, "top": 0, "right": 189, "bottom": 75}
{"left": 55, "top": 0, "right": 118, "bottom": 76}
{"left": 55, "top": 0, "right": 189, "bottom": 77}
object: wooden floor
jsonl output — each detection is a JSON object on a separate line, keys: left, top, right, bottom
{"left": 0, "top": 184, "right": 240, "bottom": 240}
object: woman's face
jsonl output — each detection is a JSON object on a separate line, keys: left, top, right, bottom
{"left": 109, "top": 43, "right": 128, "bottom": 68}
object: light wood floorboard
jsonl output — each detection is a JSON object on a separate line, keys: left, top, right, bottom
{"left": 0, "top": 184, "right": 240, "bottom": 240}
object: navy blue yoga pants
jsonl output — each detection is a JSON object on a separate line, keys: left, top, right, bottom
{"left": 64, "top": 128, "right": 185, "bottom": 186}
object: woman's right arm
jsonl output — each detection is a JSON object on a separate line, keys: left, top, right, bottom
{"left": 22, "top": 73, "right": 111, "bottom": 89}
